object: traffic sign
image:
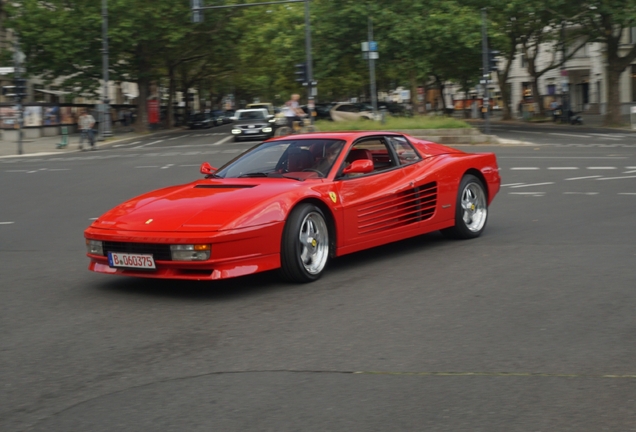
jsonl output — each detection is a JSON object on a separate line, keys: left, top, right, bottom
{"left": 0, "top": 67, "right": 15, "bottom": 74}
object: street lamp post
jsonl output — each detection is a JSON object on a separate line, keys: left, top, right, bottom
{"left": 100, "top": 0, "right": 112, "bottom": 140}
{"left": 560, "top": 21, "right": 569, "bottom": 124}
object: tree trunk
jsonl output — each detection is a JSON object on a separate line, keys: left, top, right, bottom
{"left": 166, "top": 65, "right": 175, "bottom": 129}
{"left": 409, "top": 70, "right": 419, "bottom": 116}
{"left": 531, "top": 77, "right": 543, "bottom": 117}
{"left": 604, "top": 65, "right": 623, "bottom": 126}
{"left": 135, "top": 76, "right": 150, "bottom": 133}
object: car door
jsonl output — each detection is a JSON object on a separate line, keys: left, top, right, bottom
{"left": 332, "top": 136, "right": 408, "bottom": 247}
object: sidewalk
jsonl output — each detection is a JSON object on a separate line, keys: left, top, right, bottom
{"left": 0, "top": 126, "right": 183, "bottom": 158}
{"left": 465, "top": 112, "right": 636, "bottom": 131}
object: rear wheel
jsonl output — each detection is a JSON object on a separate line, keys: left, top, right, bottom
{"left": 280, "top": 204, "right": 329, "bottom": 283}
{"left": 442, "top": 174, "right": 488, "bottom": 239}
{"left": 275, "top": 126, "right": 292, "bottom": 137}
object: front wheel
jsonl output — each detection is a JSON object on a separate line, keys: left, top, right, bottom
{"left": 280, "top": 204, "right": 330, "bottom": 283}
{"left": 442, "top": 174, "right": 488, "bottom": 239}
{"left": 275, "top": 126, "right": 292, "bottom": 137}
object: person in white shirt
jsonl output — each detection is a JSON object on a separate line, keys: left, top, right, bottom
{"left": 283, "top": 94, "right": 305, "bottom": 130}
{"left": 78, "top": 110, "right": 96, "bottom": 150}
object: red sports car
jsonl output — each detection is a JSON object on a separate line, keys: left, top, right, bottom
{"left": 85, "top": 132, "right": 500, "bottom": 283}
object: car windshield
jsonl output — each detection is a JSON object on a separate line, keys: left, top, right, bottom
{"left": 215, "top": 139, "right": 346, "bottom": 179}
{"left": 237, "top": 111, "right": 265, "bottom": 120}
{"left": 191, "top": 113, "right": 206, "bottom": 121}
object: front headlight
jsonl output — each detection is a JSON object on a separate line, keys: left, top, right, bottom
{"left": 231, "top": 129, "right": 242, "bottom": 134}
{"left": 86, "top": 239, "right": 103, "bottom": 255}
{"left": 170, "top": 244, "right": 211, "bottom": 261}
{"left": 262, "top": 127, "right": 272, "bottom": 133}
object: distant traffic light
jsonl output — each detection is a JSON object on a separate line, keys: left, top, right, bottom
{"left": 295, "top": 63, "right": 307, "bottom": 84}
{"left": 14, "top": 78, "right": 27, "bottom": 97}
{"left": 191, "top": 0, "right": 203, "bottom": 23}
{"left": 488, "top": 50, "right": 500, "bottom": 72}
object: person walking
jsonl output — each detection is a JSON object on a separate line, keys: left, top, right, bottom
{"left": 78, "top": 110, "right": 96, "bottom": 151}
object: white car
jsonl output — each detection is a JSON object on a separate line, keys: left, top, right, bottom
{"left": 329, "top": 103, "right": 375, "bottom": 122}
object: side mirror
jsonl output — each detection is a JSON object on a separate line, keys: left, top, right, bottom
{"left": 200, "top": 162, "right": 217, "bottom": 176}
{"left": 342, "top": 159, "right": 373, "bottom": 175}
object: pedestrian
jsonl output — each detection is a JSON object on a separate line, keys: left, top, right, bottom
{"left": 283, "top": 94, "right": 305, "bottom": 130}
{"left": 78, "top": 110, "right": 96, "bottom": 151}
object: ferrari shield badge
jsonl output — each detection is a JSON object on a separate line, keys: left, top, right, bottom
{"left": 329, "top": 192, "right": 337, "bottom": 203}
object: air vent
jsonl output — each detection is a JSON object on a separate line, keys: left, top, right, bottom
{"left": 194, "top": 184, "right": 256, "bottom": 189}
{"left": 357, "top": 181, "right": 437, "bottom": 235}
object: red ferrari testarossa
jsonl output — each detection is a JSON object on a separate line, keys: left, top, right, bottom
{"left": 85, "top": 132, "right": 500, "bottom": 282}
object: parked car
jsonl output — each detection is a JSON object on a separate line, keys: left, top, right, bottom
{"left": 84, "top": 131, "right": 500, "bottom": 283}
{"left": 330, "top": 103, "right": 375, "bottom": 122}
{"left": 301, "top": 103, "right": 336, "bottom": 121}
{"left": 212, "top": 110, "right": 231, "bottom": 125}
{"left": 230, "top": 108, "right": 274, "bottom": 142}
{"left": 187, "top": 112, "right": 213, "bottom": 129}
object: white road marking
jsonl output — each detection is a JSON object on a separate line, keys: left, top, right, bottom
{"left": 547, "top": 167, "right": 578, "bottom": 170}
{"left": 590, "top": 133, "right": 626, "bottom": 138}
{"left": 160, "top": 164, "right": 174, "bottom": 170}
{"left": 618, "top": 193, "right": 636, "bottom": 195}
{"left": 48, "top": 169, "right": 70, "bottom": 171}
{"left": 597, "top": 175, "right": 636, "bottom": 181}
{"left": 133, "top": 139, "right": 164, "bottom": 149}
{"left": 627, "top": 166, "right": 636, "bottom": 169}
{"left": 222, "top": 149, "right": 242, "bottom": 153}
{"left": 509, "top": 192, "right": 545, "bottom": 196}
{"left": 509, "top": 182, "right": 554, "bottom": 188}
{"left": 0, "top": 221, "right": 15, "bottom": 225}
{"left": 501, "top": 183, "right": 525, "bottom": 187}
{"left": 88, "top": 217, "right": 98, "bottom": 220}
{"left": 565, "top": 175, "right": 602, "bottom": 181}
{"left": 510, "top": 167, "right": 540, "bottom": 170}
{"left": 167, "top": 136, "right": 180, "bottom": 141}
{"left": 135, "top": 166, "right": 159, "bottom": 168}
{"left": 6, "top": 170, "right": 28, "bottom": 172}
{"left": 587, "top": 167, "right": 616, "bottom": 170}
{"left": 623, "top": 170, "right": 636, "bottom": 174}
{"left": 511, "top": 130, "right": 544, "bottom": 134}
{"left": 114, "top": 141, "right": 141, "bottom": 148}
{"left": 549, "top": 132, "right": 592, "bottom": 138}
{"left": 564, "top": 192, "right": 599, "bottom": 195}
{"left": 212, "top": 136, "right": 234, "bottom": 146}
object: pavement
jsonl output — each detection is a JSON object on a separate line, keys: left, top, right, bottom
{"left": 0, "top": 126, "right": 181, "bottom": 158}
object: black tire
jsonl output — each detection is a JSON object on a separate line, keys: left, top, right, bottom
{"left": 442, "top": 174, "right": 488, "bottom": 240}
{"left": 280, "top": 204, "right": 330, "bottom": 283}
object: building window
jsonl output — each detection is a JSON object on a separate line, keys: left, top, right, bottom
{"left": 547, "top": 84, "right": 556, "bottom": 96}
{"left": 520, "top": 54, "right": 526, "bottom": 68}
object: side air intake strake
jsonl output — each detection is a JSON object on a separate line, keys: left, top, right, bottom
{"left": 357, "top": 181, "right": 437, "bottom": 235}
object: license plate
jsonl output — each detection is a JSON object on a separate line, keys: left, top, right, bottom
{"left": 245, "top": 130, "right": 259, "bottom": 134}
{"left": 108, "top": 252, "right": 156, "bottom": 269}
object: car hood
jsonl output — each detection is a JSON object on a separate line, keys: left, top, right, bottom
{"left": 91, "top": 179, "right": 311, "bottom": 232}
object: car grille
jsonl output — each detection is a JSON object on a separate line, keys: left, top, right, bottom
{"left": 239, "top": 124, "right": 266, "bottom": 129}
{"left": 102, "top": 242, "right": 172, "bottom": 261}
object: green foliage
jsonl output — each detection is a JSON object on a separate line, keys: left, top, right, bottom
{"left": 316, "top": 116, "right": 470, "bottom": 131}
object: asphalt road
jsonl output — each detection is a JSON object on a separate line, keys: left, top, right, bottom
{"left": 1, "top": 124, "right": 635, "bottom": 431}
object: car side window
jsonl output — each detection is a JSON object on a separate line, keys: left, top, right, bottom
{"left": 338, "top": 138, "right": 397, "bottom": 178}
{"left": 387, "top": 136, "right": 422, "bottom": 166}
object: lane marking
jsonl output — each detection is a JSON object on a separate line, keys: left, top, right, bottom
{"left": 597, "top": 175, "right": 636, "bottom": 181}
{"left": 509, "top": 182, "right": 554, "bottom": 188}
{"left": 114, "top": 141, "right": 141, "bottom": 148}
{"left": 160, "top": 164, "right": 174, "bottom": 170}
{"left": 549, "top": 132, "right": 592, "bottom": 138}
{"left": 565, "top": 175, "right": 602, "bottom": 181}
{"left": 48, "top": 169, "right": 70, "bottom": 171}
{"left": 509, "top": 192, "right": 545, "bottom": 196}
{"left": 212, "top": 135, "right": 234, "bottom": 146}
{"left": 167, "top": 136, "right": 180, "bottom": 141}
{"left": 590, "top": 133, "right": 626, "bottom": 138}
{"left": 0, "top": 221, "right": 15, "bottom": 225}
{"left": 564, "top": 192, "right": 599, "bottom": 195}
{"left": 133, "top": 139, "right": 164, "bottom": 149}
{"left": 501, "top": 183, "right": 525, "bottom": 187}
{"left": 623, "top": 170, "right": 636, "bottom": 174}
{"left": 135, "top": 166, "right": 159, "bottom": 168}
{"left": 547, "top": 167, "right": 578, "bottom": 170}
{"left": 587, "top": 167, "right": 616, "bottom": 170}
{"left": 88, "top": 217, "right": 98, "bottom": 220}
{"left": 354, "top": 370, "right": 636, "bottom": 379}
{"left": 510, "top": 167, "right": 539, "bottom": 170}
{"left": 618, "top": 193, "right": 636, "bottom": 195}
